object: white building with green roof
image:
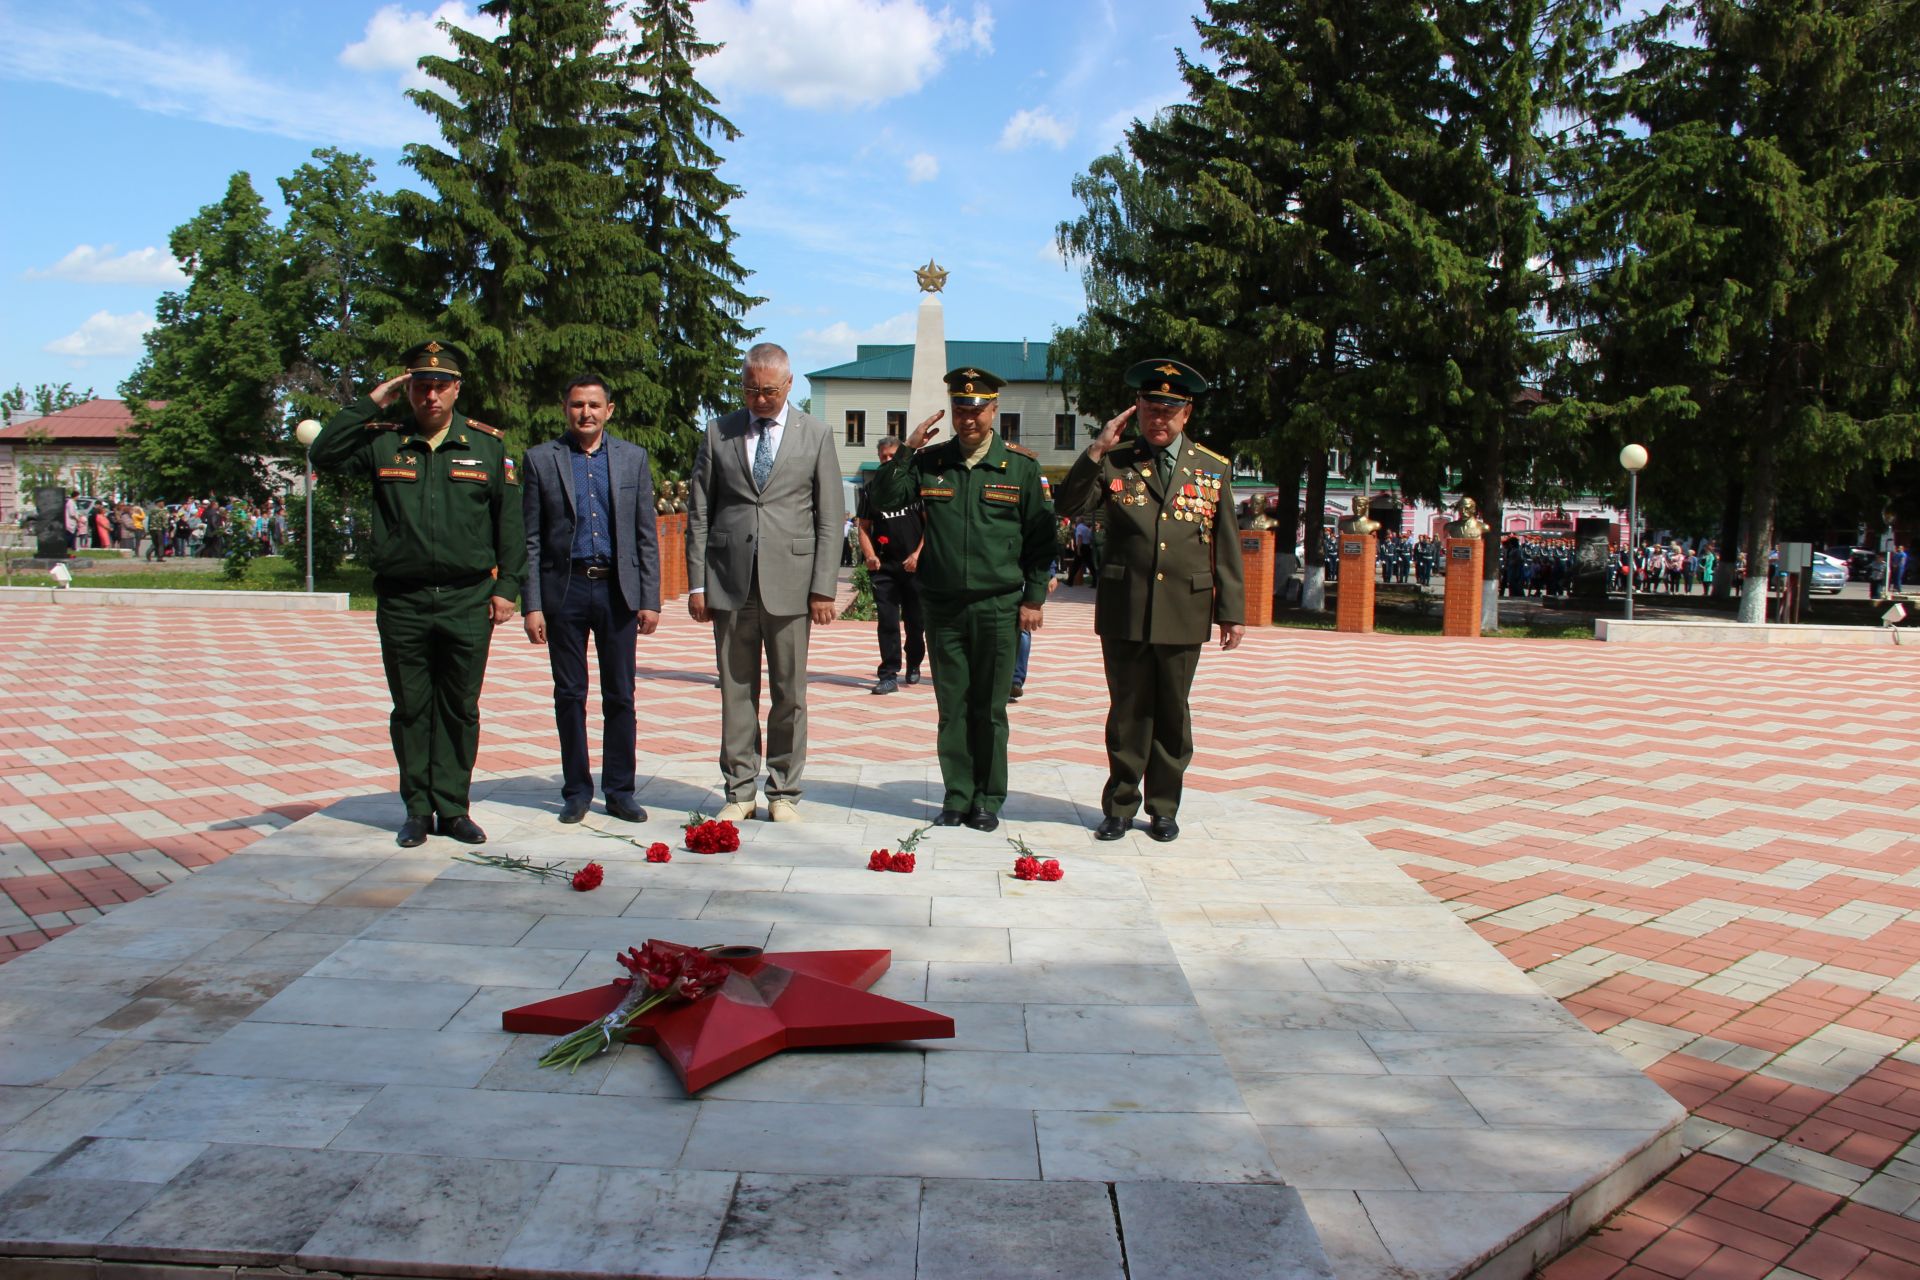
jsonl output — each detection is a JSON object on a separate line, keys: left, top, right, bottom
{"left": 809, "top": 340, "right": 1094, "bottom": 480}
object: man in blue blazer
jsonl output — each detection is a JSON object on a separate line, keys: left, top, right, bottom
{"left": 522, "top": 375, "right": 662, "bottom": 823}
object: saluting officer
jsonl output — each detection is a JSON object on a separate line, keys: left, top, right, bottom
{"left": 1055, "top": 358, "right": 1245, "bottom": 843}
{"left": 308, "top": 342, "right": 527, "bottom": 848}
{"left": 868, "top": 367, "right": 1056, "bottom": 830}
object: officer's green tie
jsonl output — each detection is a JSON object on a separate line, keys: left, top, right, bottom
{"left": 1156, "top": 446, "right": 1174, "bottom": 491}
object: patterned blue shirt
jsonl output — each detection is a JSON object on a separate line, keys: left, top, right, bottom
{"left": 567, "top": 436, "right": 614, "bottom": 563}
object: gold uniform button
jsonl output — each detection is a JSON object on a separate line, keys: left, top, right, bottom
{"left": 1155, "top": 572, "right": 1164, "bottom": 581}
{"left": 1159, "top": 542, "right": 1167, "bottom": 550}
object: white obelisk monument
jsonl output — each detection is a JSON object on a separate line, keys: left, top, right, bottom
{"left": 906, "top": 259, "right": 950, "bottom": 434}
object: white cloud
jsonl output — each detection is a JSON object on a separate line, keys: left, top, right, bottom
{"left": 26, "top": 245, "right": 185, "bottom": 287}
{"left": 791, "top": 310, "right": 918, "bottom": 370}
{"left": 341, "top": 3, "right": 503, "bottom": 91}
{"left": 44, "top": 311, "right": 154, "bottom": 359}
{"left": 905, "top": 152, "right": 939, "bottom": 183}
{"left": 998, "top": 106, "right": 1074, "bottom": 151}
{"left": 692, "top": 0, "right": 993, "bottom": 109}
{"left": 0, "top": 15, "right": 425, "bottom": 147}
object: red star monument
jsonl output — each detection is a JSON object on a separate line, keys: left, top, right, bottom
{"left": 502, "top": 945, "right": 955, "bottom": 1093}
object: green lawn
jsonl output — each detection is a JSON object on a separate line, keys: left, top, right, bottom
{"left": 1, "top": 557, "right": 380, "bottom": 609}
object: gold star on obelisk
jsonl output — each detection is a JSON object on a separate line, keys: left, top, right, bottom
{"left": 914, "top": 259, "right": 949, "bottom": 293}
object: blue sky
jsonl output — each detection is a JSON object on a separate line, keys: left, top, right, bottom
{"left": 0, "top": 0, "right": 1205, "bottom": 406}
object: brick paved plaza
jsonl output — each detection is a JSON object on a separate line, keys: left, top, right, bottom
{"left": 2, "top": 590, "right": 1919, "bottom": 1277}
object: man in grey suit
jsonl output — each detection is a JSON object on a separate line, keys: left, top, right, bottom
{"left": 686, "top": 343, "right": 845, "bottom": 823}
{"left": 522, "top": 374, "right": 662, "bottom": 824}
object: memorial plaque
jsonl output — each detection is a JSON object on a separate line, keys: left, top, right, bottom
{"left": 1342, "top": 539, "right": 1362, "bottom": 557}
{"left": 1241, "top": 536, "right": 1263, "bottom": 554}
{"left": 1450, "top": 545, "right": 1473, "bottom": 561}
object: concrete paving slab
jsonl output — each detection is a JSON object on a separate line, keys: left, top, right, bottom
{"left": 0, "top": 768, "right": 1682, "bottom": 1279}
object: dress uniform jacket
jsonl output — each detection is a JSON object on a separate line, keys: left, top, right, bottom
{"left": 866, "top": 434, "right": 1056, "bottom": 606}
{"left": 310, "top": 394, "right": 526, "bottom": 599}
{"left": 1056, "top": 432, "right": 1245, "bottom": 644}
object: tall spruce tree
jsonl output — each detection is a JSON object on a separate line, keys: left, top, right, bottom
{"left": 399, "top": 0, "right": 632, "bottom": 452}
{"left": 1561, "top": 0, "right": 1920, "bottom": 622}
{"left": 396, "top": 0, "right": 754, "bottom": 463}
{"left": 1432, "top": 0, "right": 1607, "bottom": 629}
{"left": 619, "top": 0, "right": 759, "bottom": 472}
{"left": 120, "top": 173, "right": 294, "bottom": 500}
{"left": 1057, "top": 2, "right": 1458, "bottom": 611}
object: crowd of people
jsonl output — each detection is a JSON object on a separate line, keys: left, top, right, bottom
{"left": 55, "top": 495, "right": 289, "bottom": 562}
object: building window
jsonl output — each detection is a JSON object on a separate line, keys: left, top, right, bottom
{"left": 885, "top": 411, "right": 906, "bottom": 440}
{"left": 1002, "top": 412, "right": 1021, "bottom": 446}
{"left": 1054, "top": 413, "right": 1076, "bottom": 450}
{"left": 845, "top": 411, "right": 865, "bottom": 446}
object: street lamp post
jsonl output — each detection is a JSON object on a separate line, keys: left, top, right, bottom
{"left": 1620, "top": 443, "right": 1648, "bottom": 621}
{"left": 294, "top": 420, "right": 322, "bottom": 593}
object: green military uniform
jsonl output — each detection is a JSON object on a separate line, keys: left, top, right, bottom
{"left": 1054, "top": 359, "right": 1245, "bottom": 829}
{"left": 867, "top": 368, "right": 1055, "bottom": 823}
{"left": 308, "top": 342, "right": 526, "bottom": 831}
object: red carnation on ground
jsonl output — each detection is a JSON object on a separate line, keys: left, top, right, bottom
{"left": 683, "top": 816, "right": 741, "bottom": 854}
{"left": 888, "top": 851, "right": 916, "bottom": 873}
{"left": 1008, "top": 835, "right": 1060, "bottom": 882}
{"left": 867, "top": 849, "right": 893, "bottom": 871}
{"left": 645, "top": 842, "right": 672, "bottom": 863}
{"left": 570, "top": 862, "right": 605, "bottom": 891}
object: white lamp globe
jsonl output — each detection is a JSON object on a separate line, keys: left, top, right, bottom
{"left": 1619, "top": 443, "right": 1648, "bottom": 472}
{"left": 294, "top": 419, "right": 323, "bottom": 447}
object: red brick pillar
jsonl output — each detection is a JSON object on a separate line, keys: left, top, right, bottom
{"left": 658, "top": 513, "right": 688, "bottom": 601}
{"left": 1336, "top": 532, "right": 1376, "bottom": 633}
{"left": 1240, "top": 530, "right": 1274, "bottom": 627}
{"left": 1443, "top": 537, "right": 1483, "bottom": 637}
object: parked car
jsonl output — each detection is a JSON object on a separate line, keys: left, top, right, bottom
{"left": 1810, "top": 552, "right": 1848, "bottom": 594}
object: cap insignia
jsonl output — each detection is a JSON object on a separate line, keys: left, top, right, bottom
{"left": 1155, "top": 363, "right": 1180, "bottom": 376}
{"left": 425, "top": 341, "right": 443, "bottom": 353}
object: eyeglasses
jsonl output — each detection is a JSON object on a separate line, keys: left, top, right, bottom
{"left": 741, "top": 380, "right": 789, "bottom": 397}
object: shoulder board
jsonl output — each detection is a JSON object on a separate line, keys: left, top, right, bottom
{"left": 363, "top": 421, "right": 404, "bottom": 432}
{"left": 1192, "top": 442, "right": 1231, "bottom": 466}
{"left": 464, "top": 418, "right": 503, "bottom": 439}
{"left": 1005, "top": 443, "right": 1037, "bottom": 460}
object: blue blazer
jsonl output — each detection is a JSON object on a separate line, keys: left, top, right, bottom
{"left": 520, "top": 432, "right": 661, "bottom": 616}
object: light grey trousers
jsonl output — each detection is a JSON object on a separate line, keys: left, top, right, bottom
{"left": 712, "top": 580, "right": 811, "bottom": 804}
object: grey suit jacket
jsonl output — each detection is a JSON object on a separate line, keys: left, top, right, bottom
{"left": 686, "top": 406, "right": 845, "bottom": 616}
{"left": 520, "top": 433, "right": 661, "bottom": 616}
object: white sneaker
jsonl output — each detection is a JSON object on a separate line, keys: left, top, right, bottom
{"left": 767, "top": 799, "right": 801, "bottom": 824}
{"left": 716, "top": 800, "right": 756, "bottom": 822}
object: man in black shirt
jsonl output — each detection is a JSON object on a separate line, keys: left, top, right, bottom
{"left": 856, "top": 436, "right": 926, "bottom": 695}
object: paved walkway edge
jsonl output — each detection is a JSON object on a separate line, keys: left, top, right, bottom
{"left": 0, "top": 586, "right": 350, "bottom": 610}
{"left": 1594, "top": 618, "right": 1918, "bottom": 644}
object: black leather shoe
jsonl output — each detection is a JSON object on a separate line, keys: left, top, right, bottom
{"left": 1094, "top": 815, "right": 1129, "bottom": 841}
{"left": 1008, "top": 682, "right": 1024, "bottom": 701}
{"left": 872, "top": 676, "right": 898, "bottom": 695}
{"left": 964, "top": 806, "right": 1000, "bottom": 833}
{"left": 438, "top": 814, "right": 488, "bottom": 845}
{"left": 905, "top": 668, "right": 921, "bottom": 685}
{"left": 396, "top": 816, "right": 431, "bottom": 848}
{"left": 558, "top": 799, "right": 590, "bottom": 825}
{"left": 1147, "top": 815, "right": 1180, "bottom": 843}
{"left": 936, "top": 809, "right": 966, "bottom": 827}
{"left": 606, "top": 800, "right": 647, "bottom": 823}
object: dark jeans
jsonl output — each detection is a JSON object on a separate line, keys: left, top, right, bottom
{"left": 872, "top": 564, "right": 924, "bottom": 680}
{"left": 547, "top": 573, "right": 639, "bottom": 807}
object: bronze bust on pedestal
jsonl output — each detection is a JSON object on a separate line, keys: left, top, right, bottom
{"left": 1339, "top": 495, "right": 1380, "bottom": 536}
{"left": 1446, "top": 497, "right": 1489, "bottom": 540}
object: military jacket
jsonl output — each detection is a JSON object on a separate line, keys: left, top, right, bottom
{"left": 310, "top": 393, "right": 527, "bottom": 598}
{"left": 866, "top": 433, "right": 1055, "bottom": 605}
{"left": 1055, "top": 433, "right": 1245, "bottom": 646}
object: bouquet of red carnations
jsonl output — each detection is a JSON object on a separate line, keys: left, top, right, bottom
{"left": 537, "top": 941, "right": 733, "bottom": 1073}
{"left": 683, "top": 811, "right": 741, "bottom": 854}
